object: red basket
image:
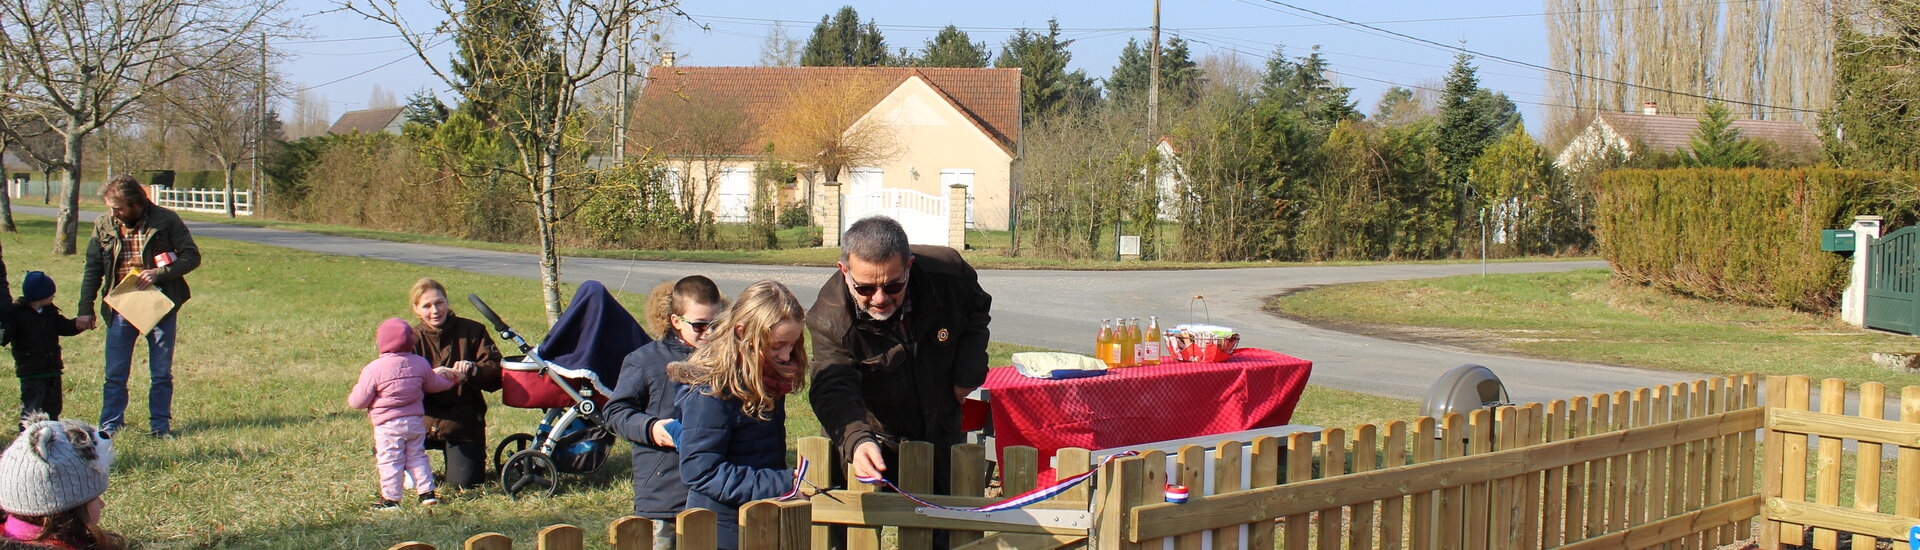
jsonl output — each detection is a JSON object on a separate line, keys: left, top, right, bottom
{"left": 1164, "top": 333, "right": 1240, "bottom": 363}
{"left": 501, "top": 363, "right": 605, "bottom": 409}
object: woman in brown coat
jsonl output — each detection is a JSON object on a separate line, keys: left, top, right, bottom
{"left": 407, "top": 278, "right": 504, "bottom": 490}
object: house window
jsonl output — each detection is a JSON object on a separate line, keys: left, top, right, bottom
{"left": 849, "top": 167, "right": 883, "bottom": 196}
{"left": 717, "top": 167, "right": 753, "bottom": 223}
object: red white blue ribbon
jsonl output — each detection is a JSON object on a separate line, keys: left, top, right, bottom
{"left": 851, "top": 451, "right": 1140, "bottom": 512}
{"left": 776, "top": 457, "right": 811, "bottom": 501}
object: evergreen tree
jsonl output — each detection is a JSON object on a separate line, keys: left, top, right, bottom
{"left": 1436, "top": 53, "right": 1503, "bottom": 252}
{"left": 759, "top": 22, "right": 801, "bottom": 66}
{"left": 1373, "top": 86, "right": 1422, "bottom": 126}
{"left": 1470, "top": 89, "right": 1521, "bottom": 137}
{"left": 1107, "top": 37, "right": 1202, "bottom": 106}
{"left": 401, "top": 91, "right": 450, "bottom": 129}
{"left": 449, "top": 0, "right": 555, "bottom": 127}
{"left": 997, "top": 19, "right": 1099, "bottom": 120}
{"left": 800, "top": 6, "right": 890, "bottom": 67}
{"left": 1682, "top": 102, "right": 1764, "bottom": 168}
{"left": 917, "top": 25, "right": 990, "bottom": 68}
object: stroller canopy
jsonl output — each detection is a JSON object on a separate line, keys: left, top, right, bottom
{"left": 536, "top": 280, "right": 651, "bottom": 389}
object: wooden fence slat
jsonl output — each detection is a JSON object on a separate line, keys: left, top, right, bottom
{"left": 1759, "top": 376, "right": 1786, "bottom": 550}
{"left": 1382, "top": 422, "right": 1408, "bottom": 550}
{"left": 1607, "top": 391, "right": 1629, "bottom": 535}
{"left": 1900, "top": 386, "right": 1920, "bottom": 543}
{"left": 1666, "top": 383, "right": 1690, "bottom": 550}
{"left": 846, "top": 461, "right": 882, "bottom": 550}
{"left": 1317, "top": 428, "right": 1348, "bottom": 550}
{"left": 1175, "top": 445, "right": 1207, "bottom": 550}
{"left": 1812, "top": 379, "right": 1845, "bottom": 550}
{"left": 1139, "top": 450, "right": 1170, "bottom": 550}
{"left": 388, "top": 543, "right": 434, "bottom": 550}
{"left": 1057, "top": 448, "right": 1094, "bottom": 502}
{"left": 1489, "top": 408, "right": 1517, "bottom": 550}
{"left": 1646, "top": 385, "right": 1670, "bottom": 542}
{"left": 1411, "top": 417, "right": 1438, "bottom": 550}
{"left": 1005, "top": 446, "right": 1040, "bottom": 497}
{"left": 1096, "top": 455, "right": 1144, "bottom": 550}
{"left": 952, "top": 443, "right": 990, "bottom": 549}
{"left": 1465, "top": 411, "right": 1492, "bottom": 550}
{"left": 1628, "top": 388, "right": 1652, "bottom": 533}
{"left": 1736, "top": 374, "right": 1759, "bottom": 538}
{"left": 780, "top": 501, "right": 813, "bottom": 550}
{"left": 538, "top": 524, "right": 585, "bottom": 550}
{"left": 1517, "top": 404, "right": 1541, "bottom": 550}
{"left": 1248, "top": 436, "right": 1281, "bottom": 550}
{"left": 1436, "top": 414, "right": 1466, "bottom": 550}
{"left": 1766, "top": 498, "right": 1919, "bottom": 541}
{"left": 1350, "top": 426, "right": 1378, "bottom": 550}
{"left": 609, "top": 516, "right": 652, "bottom": 550}
{"left": 464, "top": 533, "right": 512, "bottom": 550}
{"left": 799, "top": 437, "right": 834, "bottom": 550}
{"left": 1555, "top": 495, "right": 1762, "bottom": 550}
{"left": 679, "top": 509, "right": 719, "bottom": 550}
{"left": 1705, "top": 378, "right": 1728, "bottom": 547}
{"left": 1780, "top": 376, "right": 1812, "bottom": 547}
{"left": 741, "top": 501, "right": 783, "bottom": 550}
{"left": 1720, "top": 375, "right": 1745, "bottom": 547}
{"left": 1767, "top": 408, "right": 1920, "bottom": 446}
{"left": 899, "top": 441, "right": 937, "bottom": 550}
{"left": 1542, "top": 400, "right": 1567, "bottom": 548}
{"left": 1852, "top": 382, "right": 1886, "bottom": 550}
{"left": 1584, "top": 395, "right": 1609, "bottom": 541}
{"left": 1212, "top": 440, "right": 1244, "bottom": 550}
{"left": 1286, "top": 432, "right": 1316, "bottom": 550}
{"left": 1686, "top": 380, "right": 1710, "bottom": 550}
{"left": 1564, "top": 397, "right": 1587, "bottom": 544}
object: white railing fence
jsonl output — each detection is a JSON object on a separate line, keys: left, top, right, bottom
{"left": 842, "top": 188, "right": 950, "bottom": 247}
{"left": 152, "top": 186, "right": 252, "bottom": 216}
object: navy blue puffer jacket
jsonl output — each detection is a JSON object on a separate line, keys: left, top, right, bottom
{"left": 670, "top": 362, "right": 792, "bottom": 550}
{"left": 604, "top": 336, "right": 694, "bottom": 519}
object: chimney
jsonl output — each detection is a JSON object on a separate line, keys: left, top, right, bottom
{"left": 1641, "top": 102, "right": 1658, "bottom": 116}
{"left": 661, "top": 51, "right": 676, "bottom": 67}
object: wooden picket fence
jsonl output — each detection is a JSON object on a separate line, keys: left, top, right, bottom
{"left": 1760, "top": 375, "right": 1920, "bottom": 550}
{"left": 385, "top": 373, "right": 1920, "bottom": 550}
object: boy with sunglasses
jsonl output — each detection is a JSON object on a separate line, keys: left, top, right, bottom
{"left": 807, "top": 216, "right": 993, "bottom": 528}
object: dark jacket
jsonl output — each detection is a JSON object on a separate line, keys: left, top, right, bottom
{"left": 671, "top": 361, "right": 792, "bottom": 550}
{"left": 807, "top": 245, "right": 992, "bottom": 464}
{"left": 605, "top": 336, "right": 694, "bottom": 519}
{"left": 412, "top": 314, "right": 504, "bottom": 443}
{"left": 2, "top": 299, "right": 83, "bottom": 379}
{"left": 78, "top": 205, "right": 200, "bottom": 318}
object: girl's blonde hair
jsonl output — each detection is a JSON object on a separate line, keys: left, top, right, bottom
{"left": 643, "top": 276, "right": 727, "bottom": 339}
{"left": 682, "top": 280, "right": 805, "bottom": 420}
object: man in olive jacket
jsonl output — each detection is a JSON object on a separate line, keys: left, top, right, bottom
{"left": 808, "top": 216, "right": 992, "bottom": 497}
{"left": 75, "top": 175, "right": 200, "bottom": 437}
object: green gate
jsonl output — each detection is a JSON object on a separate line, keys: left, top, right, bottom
{"left": 1867, "top": 225, "right": 1920, "bottom": 334}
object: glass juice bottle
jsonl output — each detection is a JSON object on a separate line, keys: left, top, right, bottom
{"left": 1118, "top": 318, "right": 1138, "bottom": 367}
{"left": 1097, "top": 319, "right": 1117, "bottom": 367}
{"left": 1143, "top": 316, "right": 1163, "bottom": 365}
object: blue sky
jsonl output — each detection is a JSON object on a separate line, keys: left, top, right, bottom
{"left": 280, "top": 1, "right": 1554, "bottom": 129}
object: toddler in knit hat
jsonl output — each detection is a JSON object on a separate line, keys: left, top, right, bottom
{"left": 0, "top": 414, "right": 123, "bottom": 549}
{"left": 2, "top": 271, "right": 86, "bottom": 424}
{"left": 348, "top": 318, "right": 461, "bottom": 510}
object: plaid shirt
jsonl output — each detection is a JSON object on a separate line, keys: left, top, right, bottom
{"left": 113, "top": 218, "right": 147, "bottom": 285}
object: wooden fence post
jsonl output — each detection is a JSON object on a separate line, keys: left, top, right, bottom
{"left": 464, "top": 533, "right": 512, "bottom": 550}
{"left": 1759, "top": 376, "right": 1786, "bottom": 550}
{"left": 1350, "top": 426, "right": 1378, "bottom": 550}
{"left": 1812, "top": 378, "right": 1845, "bottom": 549}
{"left": 1317, "top": 427, "right": 1348, "bottom": 550}
{"left": 1381, "top": 422, "right": 1409, "bottom": 550}
{"left": 537, "top": 525, "right": 584, "bottom": 550}
{"left": 608, "top": 516, "right": 652, "bottom": 550}
{"left": 1464, "top": 410, "right": 1492, "bottom": 550}
{"left": 1212, "top": 439, "right": 1245, "bottom": 550}
{"left": 1095, "top": 454, "right": 1146, "bottom": 550}
{"left": 1736, "top": 374, "right": 1759, "bottom": 538}
{"left": 1488, "top": 408, "right": 1516, "bottom": 550}
{"left": 1779, "top": 376, "right": 1812, "bottom": 547}
{"left": 1704, "top": 379, "right": 1727, "bottom": 546}
{"left": 741, "top": 501, "right": 782, "bottom": 550}
{"left": 388, "top": 543, "right": 433, "bottom": 550}
{"left": 680, "top": 508, "right": 719, "bottom": 550}
{"left": 1411, "top": 417, "right": 1438, "bottom": 550}
{"left": 1543, "top": 399, "right": 1568, "bottom": 548}
{"left": 950, "top": 443, "right": 989, "bottom": 549}
{"left": 780, "top": 501, "right": 813, "bottom": 550}
{"left": 898, "top": 441, "right": 936, "bottom": 550}
{"left": 1437, "top": 413, "right": 1466, "bottom": 550}
{"left": 1175, "top": 444, "right": 1206, "bottom": 550}
{"left": 1282, "top": 432, "right": 1315, "bottom": 550}
{"left": 1667, "top": 383, "right": 1691, "bottom": 550}
{"left": 1248, "top": 436, "right": 1281, "bottom": 550}
{"left": 1899, "top": 386, "right": 1920, "bottom": 547}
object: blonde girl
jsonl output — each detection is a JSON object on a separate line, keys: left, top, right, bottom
{"left": 668, "top": 280, "right": 805, "bottom": 550}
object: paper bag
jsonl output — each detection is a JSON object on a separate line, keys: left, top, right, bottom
{"left": 103, "top": 272, "right": 175, "bottom": 334}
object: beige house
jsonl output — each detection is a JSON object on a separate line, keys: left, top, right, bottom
{"left": 1553, "top": 102, "right": 1821, "bottom": 172}
{"left": 628, "top": 66, "right": 1021, "bottom": 245}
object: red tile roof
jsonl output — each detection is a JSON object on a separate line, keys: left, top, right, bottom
{"left": 630, "top": 66, "right": 1021, "bottom": 156}
{"left": 327, "top": 107, "right": 404, "bottom": 135}
{"left": 1597, "top": 111, "right": 1821, "bottom": 157}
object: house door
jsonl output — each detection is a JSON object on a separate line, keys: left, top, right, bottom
{"left": 848, "top": 167, "right": 883, "bottom": 197}
{"left": 1868, "top": 225, "right": 1920, "bottom": 334}
{"left": 940, "top": 169, "right": 975, "bottom": 229}
{"left": 716, "top": 168, "right": 752, "bottom": 223}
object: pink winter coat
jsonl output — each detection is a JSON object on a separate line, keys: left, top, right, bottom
{"left": 348, "top": 352, "right": 454, "bottom": 425}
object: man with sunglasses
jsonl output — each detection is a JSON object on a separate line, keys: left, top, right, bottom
{"left": 808, "top": 216, "right": 992, "bottom": 512}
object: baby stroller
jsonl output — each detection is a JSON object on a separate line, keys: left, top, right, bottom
{"left": 467, "top": 280, "right": 651, "bottom": 498}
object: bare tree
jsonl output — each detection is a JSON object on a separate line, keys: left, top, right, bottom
{"left": 629, "top": 91, "right": 754, "bottom": 238}
{"left": 761, "top": 76, "right": 900, "bottom": 213}
{"left": 289, "top": 89, "right": 332, "bottom": 138}
{"left": 344, "top": 0, "right": 680, "bottom": 324}
{"left": 0, "top": 0, "right": 285, "bottom": 254}
{"left": 159, "top": 56, "right": 280, "bottom": 217}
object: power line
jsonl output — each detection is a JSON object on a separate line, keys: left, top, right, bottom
{"left": 1243, "top": 0, "right": 1824, "bottom": 115}
{"left": 292, "top": 37, "right": 453, "bottom": 93}
{"left": 1182, "top": 0, "right": 1760, "bottom": 30}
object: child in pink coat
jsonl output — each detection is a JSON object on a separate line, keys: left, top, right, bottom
{"left": 348, "top": 317, "right": 460, "bottom": 510}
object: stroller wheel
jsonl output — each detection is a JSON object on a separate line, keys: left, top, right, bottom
{"left": 494, "top": 433, "right": 536, "bottom": 473}
{"left": 501, "top": 450, "right": 560, "bottom": 499}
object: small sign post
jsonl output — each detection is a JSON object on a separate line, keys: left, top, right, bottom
{"left": 1119, "top": 235, "right": 1141, "bottom": 258}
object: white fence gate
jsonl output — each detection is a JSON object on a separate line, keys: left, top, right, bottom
{"left": 842, "top": 188, "right": 949, "bottom": 247}
{"left": 153, "top": 186, "right": 252, "bottom": 216}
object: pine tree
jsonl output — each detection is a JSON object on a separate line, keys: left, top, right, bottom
{"left": 449, "top": 0, "right": 554, "bottom": 127}
{"left": 1254, "top": 47, "right": 1356, "bottom": 131}
{"left": 800, "top": 6, "right": 890, "bottom": 67}
{"left": 1682, "top": 103, "right": 1763, "bottom": 168}
{"left": 1436, "top": 52, "right": 1502, "bottom": 253}
{"left": 917, "top": 25, "right": 989, "bottom": 68}
{"left": 1108, "top": 37, "right": 1202, "bottom": 106}
{"left": 997, "top": 19, "right": 1098, "bottom": 120}
{"left": 401, "top": 91, "right": 450, "bottom": 129}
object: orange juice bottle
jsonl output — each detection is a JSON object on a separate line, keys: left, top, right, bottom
{"left": 1097, "top": 319, "right": 1117, "bottom": 367}
{"left": 1143, "top": 316, "right": 1163, "bottom": 365}
{"left": 1118, "top": 318, "right": 1138, "bottom": 367}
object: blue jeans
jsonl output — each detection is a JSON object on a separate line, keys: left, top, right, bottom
{"left": 99, "top": 311, "right": 176, "bottom": 434}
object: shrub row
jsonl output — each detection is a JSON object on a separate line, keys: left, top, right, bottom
{"left": 1593, "top": 168, "right": 1916, "bottom": 311}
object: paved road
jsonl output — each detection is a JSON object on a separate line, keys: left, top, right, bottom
{"left": 19, "top": 206, "right": 1700, "bottom": 404}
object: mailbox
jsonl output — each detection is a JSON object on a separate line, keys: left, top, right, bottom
{"left": 1822, "top": 229, "right": 1857, "bottom": 252}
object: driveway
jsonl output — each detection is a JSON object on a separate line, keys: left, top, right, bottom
{"left": 17, "top": 206, "right": 1698, "bottom": 404}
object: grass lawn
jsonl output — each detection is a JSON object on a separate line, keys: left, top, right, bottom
{"left": 1268, "top": 268, "right": 1920, "bottom": 388}
{"left": 0, "top": 218, "right": 1411, "bottom": 548}
{"left": 167, "top": 210, "right": 1597, "bottom": 271}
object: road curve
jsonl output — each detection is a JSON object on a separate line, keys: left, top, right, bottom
{"left": 17, "top": 206, "right": 1698, "bottom": 404}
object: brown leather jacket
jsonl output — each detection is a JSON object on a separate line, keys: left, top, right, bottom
{"left": 412, "top": 314, "right": 503, "bottom": 443}
{"left": 806, "top": 245, "right": 992, "bottom": 463}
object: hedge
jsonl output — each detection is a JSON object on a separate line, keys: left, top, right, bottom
{"left": 133, "top": 169, "right": 255, "bottom": 190}
{"left": 1592, "top": 168, "right": 1917, "bottom": 312}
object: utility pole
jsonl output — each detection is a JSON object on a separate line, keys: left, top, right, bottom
{"left": 254, "top": 32, "right": 267, "bottom": 217}
{"left": 1148, "top": 0, "right": 1160, "bottom": 136}
{"left": 613, "top": 18, "right": 630, "bottom": 167}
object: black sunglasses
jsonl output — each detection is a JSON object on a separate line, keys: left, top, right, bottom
{"left": 851, "top": 280, "right": 907, "bottom": 297}
{"left": 674, "top": 314, "right": 713, "bottom": 334}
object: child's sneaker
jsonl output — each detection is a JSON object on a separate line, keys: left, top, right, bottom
{"left": 418, "top": 491, "right": 440, "bottom": 506}
{"left": 370, "top": 498, "right": 400, "bottom": 511}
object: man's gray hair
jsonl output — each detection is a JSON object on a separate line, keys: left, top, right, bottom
{"left": 840, "top": 215, "right": 912, "bottom": 265}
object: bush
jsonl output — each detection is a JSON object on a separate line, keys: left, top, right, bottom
{"left": 1593, "top": 168, "right": 1917, "bottom": 311}
{"left": 777, "top": 200, "right": 811, "bottom": 229}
